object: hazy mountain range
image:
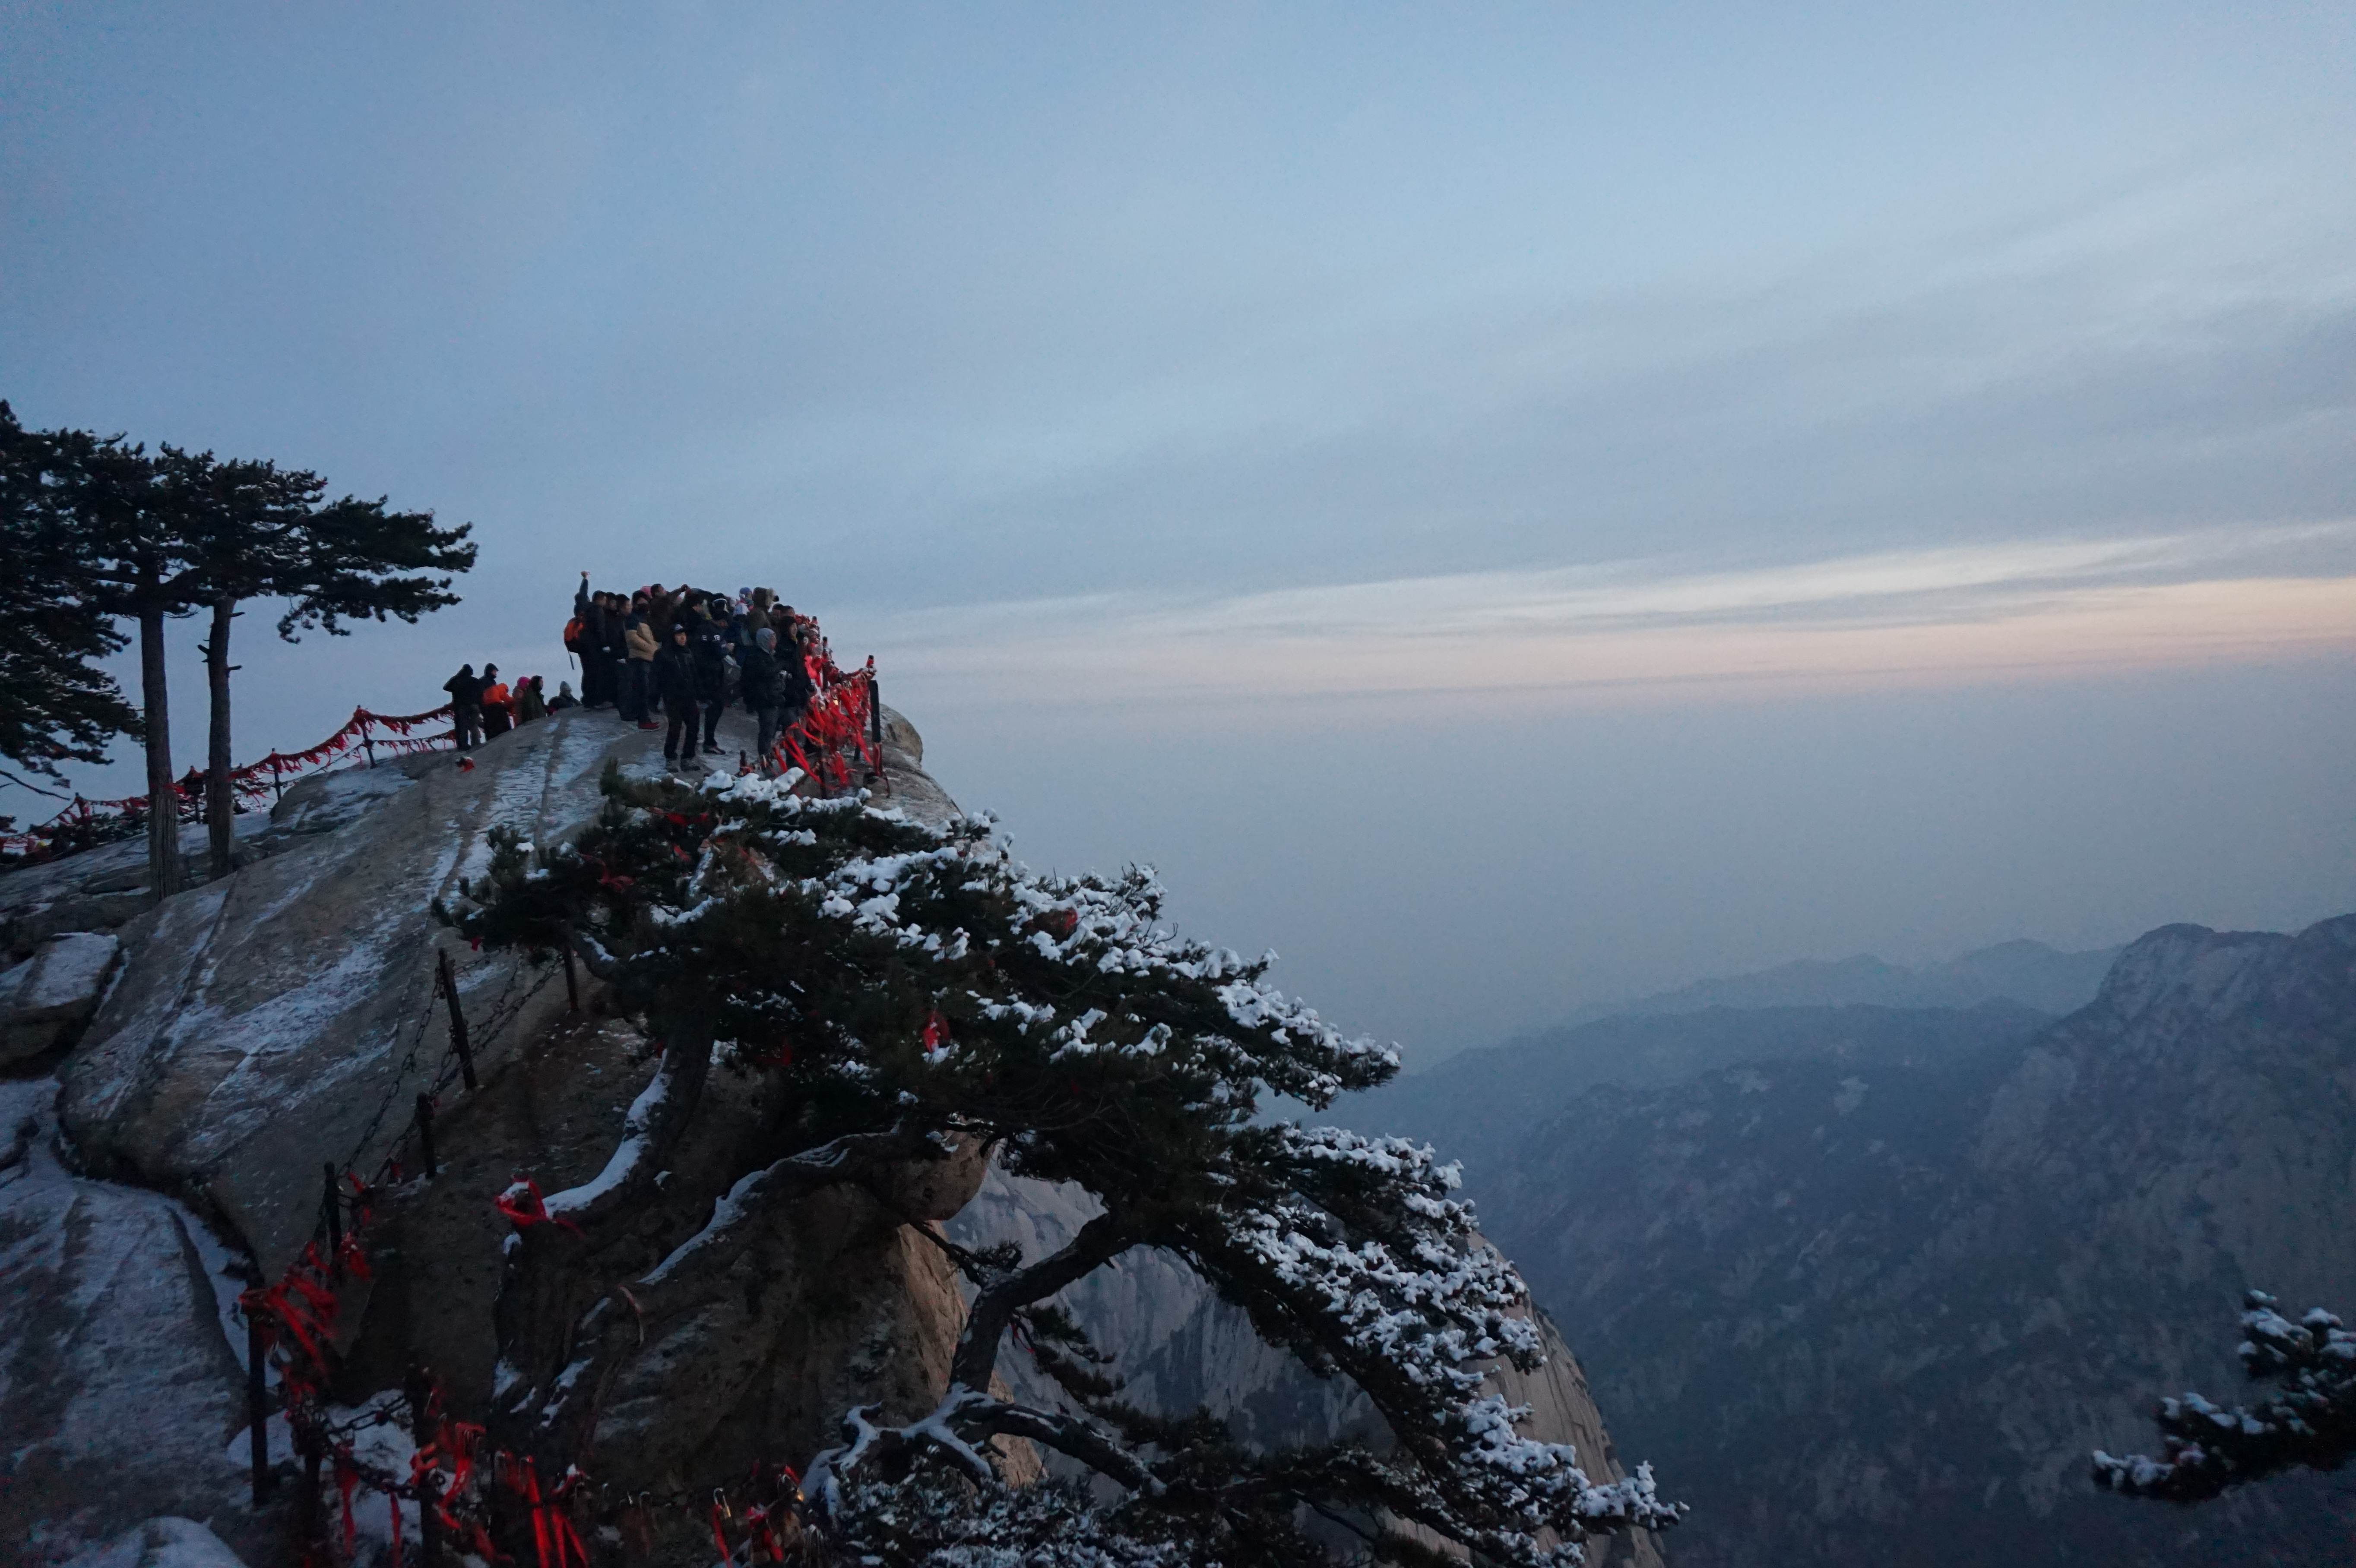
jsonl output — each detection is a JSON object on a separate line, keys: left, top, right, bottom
{"left": 1564, "top": 938, "right": 2122, "bottom": 1027}
{"left": 1332, "top": 920, "right": 2356, "bottom": 1566}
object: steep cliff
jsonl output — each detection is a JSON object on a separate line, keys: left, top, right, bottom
{"left": 953, "top": 1169, "right": 1670, "bottom": 1568}
{"left": 1447, "top": 916, "right": 2356, "bottom": 1567}
{"left": 7, "top": 705, "right": 1007, "bottom": 1564}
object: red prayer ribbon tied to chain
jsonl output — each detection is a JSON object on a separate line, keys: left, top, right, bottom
{"left": 1, "top": 702, "right": 459, "bottom": 857}
{"left": 495, "top": 1176, "right": 584, "bottom": 1233}
{"left": 772, "top": 658, "right": 882, "bottom": 792}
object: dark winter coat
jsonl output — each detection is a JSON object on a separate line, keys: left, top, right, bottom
{"left": 652, "top": 641, "right": 699, "bottom": 707}
{"left": 690, "top": 627, "right": 730, "bottom": 702}
{"left": 738, "top": 644, "right": 782, "bottom": 709}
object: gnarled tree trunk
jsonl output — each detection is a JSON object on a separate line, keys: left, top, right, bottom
{"left": 204, "top": 596, "right": 236, "bottom": 880}
{"left": 138, "top": 601, "right": 184, "bottom": 903}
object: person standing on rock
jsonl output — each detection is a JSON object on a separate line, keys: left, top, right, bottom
{"left": 655, "top": 622, "right": 703, "bottom": 768}
{"left": 480, "top": 666, "right": 513, "bottom": 739}
{"left": 692, "top": 605, "right": 732, "bottom": 756}
{"left": 741, "top": 626, "right": 785, "bottom": 771}
{"left": 624, "top": 597, "right": 660, "bottom": 730}
{"left": 516, "top": 674, "right": 548, "bottom": 724}
{"left": 443, "top": 664, "right": 484, "bottom": 749}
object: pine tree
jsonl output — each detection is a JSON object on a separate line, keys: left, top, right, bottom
{"left": 2094, "top": 1290, "right": 2356, "bottom": 1503}
{"left": 16, "top": 405, "right": 475, "bottom": 886}
{"left": 187, "top": 466, "right": 475, "bottom": 877}
{"left": 451, "top": 766, "right": 1682, "bottom": 1566}
{"left": 0, "top": 404, "right": 141, "bottom": 803}
{"left": 43, "top": 424, "right": 204, "bottom": 898}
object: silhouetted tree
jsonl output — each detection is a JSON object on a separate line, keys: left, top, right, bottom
{"left": 16, "top": 405, "right": 475, "bottom": 888}
{"left": 184, "top": 460, "right": 474, "bottom": 876}
{"left": 2094, "top": 1290, "right": 2356, "bottom": 1502}
{"left": 450, "top": 768, "right": 1682, "bottom": 1566}
{"left": 0, "top": 403, "right": 141, "bottom": 803}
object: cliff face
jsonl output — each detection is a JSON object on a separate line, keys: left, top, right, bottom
{"left": 1452, "top": 916, "right": 2356, "bottom": 1568}
{"left": 6, "top": 698, "right": 1666, "bottom": 1564}
{"left": 7, "top": 706, "right": 1001, "bottom": 1563}
{"left": 952, "top": 1170, "right": 1670, "bottom": 1568}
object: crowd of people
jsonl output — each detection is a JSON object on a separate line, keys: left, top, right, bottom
{"left": 440, "top": 665, "right": 574, "bottom": 749}
{"left": 440, "top": 578, "right": 822, "bottom": 775}
{"left": 441, "top": 579, "right": 824, "bottom": 773}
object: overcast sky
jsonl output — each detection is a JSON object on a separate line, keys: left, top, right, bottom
{"left": 5, "top": 3, "right": 2352, "bottom": 1061}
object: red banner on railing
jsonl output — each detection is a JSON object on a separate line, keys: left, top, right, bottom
{"left": 0, "top": 704, "right": 458, "bottom": 860}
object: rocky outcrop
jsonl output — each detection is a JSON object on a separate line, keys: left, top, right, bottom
{"left": 10, "top": 702, "right": 1014, "bottom": 1555}
{"left": 0, "top": 1078, "right": 263, "bottom": 1568}
{"left": 61, "top": 1518, "right": 250, "bottom": 1568}
{"left": 1446, "top": 915, "right": 2356, "bottom": 1568}
{"left": 0, "top": 933, "right": 121, "bottom": 1065}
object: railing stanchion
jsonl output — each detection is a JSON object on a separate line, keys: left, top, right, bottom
{"left": 247, "top": 1306, "right": 274, "bottom": 1504}
{"left": 323, "top": 1162, "right": 343, "bottom": 1276}
{"left": 414, "top": 1092, "right": 437, "bottom": 1178}
{"left": 438, "top": 949, "right": 478, "bottom": 1091}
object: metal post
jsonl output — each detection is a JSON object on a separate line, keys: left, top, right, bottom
{"left": 405, "top": 1364, "right": 442, "bottom": 1568}
{"left": 561, "top": 945, "right": 580, "bottom": 1013}
{"left": 438, "top": 949, "right": 479, "bottom": 1091}
{"left": 270, "top": 756, "right": 284, "bottom": 802}
{"left": 323, "top": 1162, "right": 343, "bottom": 1275}
{"left": 414, "top": 1093, "right": 437, "bottom": 1179}
{"left": 247, "top": 1307, "right": 274, "bottom": 1505}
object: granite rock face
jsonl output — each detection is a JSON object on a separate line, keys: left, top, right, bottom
{"left": 1450, "top": 915, "right": 2356, "bottom": 1568}
{"left": 56, "top": 714, "right": 638, "bottom": 1277}
{"left": 0, "top": 1078, "right": 263, "bottom": 1568}
{"left": 10, "top": 701, "right": 1008, "bottom": 1561}
{"left": 60, "top": 1517, "right": 251, "bottom": 1568}
{"left": 0, "top": 933, "right": 121, "bottom": 1065}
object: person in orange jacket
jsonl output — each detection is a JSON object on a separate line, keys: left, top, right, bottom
{"left": 481, "top": 666, "right": 515, "bottom": 738}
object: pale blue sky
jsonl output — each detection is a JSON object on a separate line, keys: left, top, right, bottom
{"left": 5, "top": 4, "right": 2352, "bottom": 1056}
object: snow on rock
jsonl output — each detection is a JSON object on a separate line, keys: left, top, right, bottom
{"left": 0, "top": 932, "right": 120, "bottom": 1064}
{"left": 52, "top": 711, "right": 650, "bottom": 1279}
{"left": 0, "top": 1079, "right": 262, "bottom": 1568}
{"left": 58, "top": 1518, "right": 249, "bottom": 1568}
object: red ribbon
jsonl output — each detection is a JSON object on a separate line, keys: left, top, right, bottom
{"left": 496, "top": 1178, "right": 583, "bottom": 1233}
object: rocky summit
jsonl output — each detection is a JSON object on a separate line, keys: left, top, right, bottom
{"left": 1, "top": 703, "right": 1655, "bottom": 1567}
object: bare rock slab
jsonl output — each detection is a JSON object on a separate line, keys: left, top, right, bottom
{"left": 0, "top": 1080, "right": 258, "bottom": 1568}
{"left": 0, "top": 933, "right": 120, "bottom": 1065}
{"left": 60, "top": 1518, "right": 249, "bottom": 1568}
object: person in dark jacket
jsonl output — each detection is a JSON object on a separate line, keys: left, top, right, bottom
{"left": 515, "top": 674, "right": 548, "bottom": 724}
{"left": 740, "top": 627, "right": 784, "bottom": 771}
{"left": 690, "top": 610, "right": 732, "bottom": 755}
{"left": 443, "top": 664, "right": 483, "bottom": 749}
{"left": 547, "top": 681, "right": 580, "bottom": 713}
{"left": 572, "top": 574, "right": 613, "bottom": 708}
{"left": 653, "top": 623, "right": 702, "bottom": 768}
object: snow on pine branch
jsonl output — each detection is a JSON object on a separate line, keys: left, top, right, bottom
{"left": 2094, "top": 1289, "right": 2356, "bottom": 1502}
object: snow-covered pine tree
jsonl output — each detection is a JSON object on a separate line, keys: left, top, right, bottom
{"left": 2093, "top": 1290, "right": 2356, "bottom": 1502}
{"left": 448, "top": 763, "right": 1681, "bottom": 1566}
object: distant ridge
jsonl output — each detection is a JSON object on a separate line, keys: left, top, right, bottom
{"left": 1562, "top": 937, "right": 2120, "bottom": 1024}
